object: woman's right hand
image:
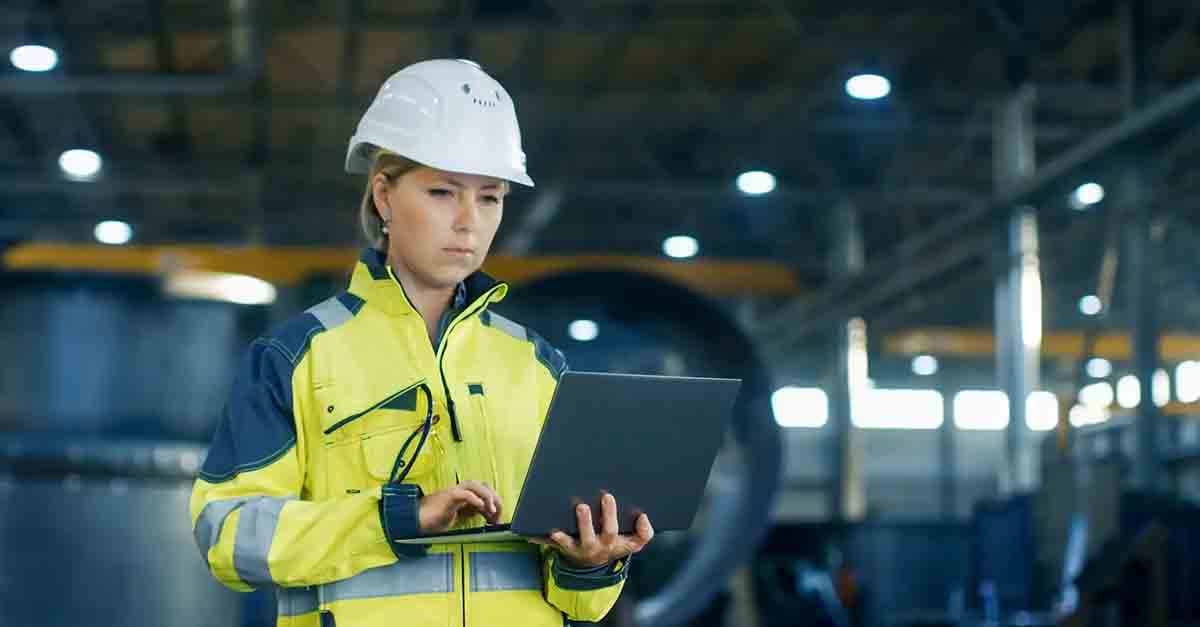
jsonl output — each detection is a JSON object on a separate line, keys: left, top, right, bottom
{"left": 418, "top": 480, "right": 503, "bottom": 534}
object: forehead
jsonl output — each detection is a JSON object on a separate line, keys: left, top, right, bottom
{"left": 410, "top": 166, "right": 506, "bottom": 189}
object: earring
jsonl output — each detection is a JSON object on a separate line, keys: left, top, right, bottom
{"left": 381, "top": 219, "right": 390, "bottom": 235}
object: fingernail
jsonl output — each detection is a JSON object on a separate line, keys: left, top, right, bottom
{"left": 577, "top": 504, "right": 586, "bottom": 513}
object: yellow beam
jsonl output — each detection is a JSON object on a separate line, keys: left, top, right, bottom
{"left": 885, "top": 327, "right": 1200, "bottom": 362}
{"left": 2, "top": 243, "right": 803, "bottom": 297}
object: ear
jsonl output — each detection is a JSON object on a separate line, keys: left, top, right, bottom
{"left": 371, "top": 173, "right": 393, "bottom": 222}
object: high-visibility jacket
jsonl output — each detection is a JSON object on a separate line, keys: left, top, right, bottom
{"left": 190, "top": 248, "right": 628, "bottom": 626}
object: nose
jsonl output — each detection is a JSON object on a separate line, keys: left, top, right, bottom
{"left": 453, "top": 194, "right": 481, "bottom": 232}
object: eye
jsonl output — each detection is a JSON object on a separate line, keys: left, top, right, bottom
{"left": 428, "top": 188, "right": 453, "bottom": 198}
{"left": 481, "top": 195, "right": 502, "bottom": 205}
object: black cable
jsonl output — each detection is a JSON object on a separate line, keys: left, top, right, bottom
{"left": 389, "top": 383, "right": 434, "bottom": 484}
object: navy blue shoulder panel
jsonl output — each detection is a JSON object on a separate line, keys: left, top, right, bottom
{"left": 259, "top": 292, "right": 365, "bottom": 367}
{"left": 480, "top": 309, "right": 569, "bottom": 380}
{"left": 529, "top": 329, "right": 569, "bottom": 380}
{"left": 197, "top": 338, "right": 297, "bottom": 483}
{"left": 197, "top": 292, "right": 365, "bottom": 483}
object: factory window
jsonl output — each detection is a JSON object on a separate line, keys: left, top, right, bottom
{"left": 1177, "top": 361, "right": 1200, "bottom": 403}
{"left": 852, "top": 388, "right": 943, "bottom": 429}
{"left": 1026, "top": 391, "right": 1059, "bottom": 431}
{"left": 771, "top": 386, "right": 827, "bottom": 428}
{"left": 953, "top": 390, "right": 1009, "bottom": 430}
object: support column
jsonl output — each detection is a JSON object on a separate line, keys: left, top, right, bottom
{"left": 1127, "top": 186, "right": 1162, "bottom": 491}
{"left": 829, "top": 198, "right": 866, "bottom": 520}
{"left": 941, "top": 380, "right": 959, "bottom": 519}
{"left": 994, "top": 85, "right": 1040, "bottom": 493}
{"left": 1119, "top": 0, "right": 1164, "bottom": 492}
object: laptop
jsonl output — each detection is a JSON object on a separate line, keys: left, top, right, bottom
{"left": 394, "top": 370, "right": 741, "bottom": 545}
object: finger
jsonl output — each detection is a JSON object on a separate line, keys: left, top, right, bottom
{"left": 575, "top": 503, "right": 597, "bottom": 547}
{"left": 550, "top": 530, "right": 578, "bottom": 553}
{"left": 637, "top": 513, "right": 655, "bottom": 544}
{"left": 617, "top": 537, "right": 645, "bottom": 556}
{"left": 485, "top": 483, "right": 503, "bottom": 521}
{"left": 461, "top": 481, "right": 503, "bottom": 518}
{"left": 479, "top": 482, "right": 499, "bottom": 518}
{"left": 452, "top": 488, "right": 487, "bottom": 514}
{"left": 600, "top": 493, "right": 619, "bottom": 544}
{"left": 526, "top": 537, "right": 553, "bottom": 546}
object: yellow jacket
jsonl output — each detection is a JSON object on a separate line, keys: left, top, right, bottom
{"left": 190, "top": 248, "right": 628, "bottom": 626}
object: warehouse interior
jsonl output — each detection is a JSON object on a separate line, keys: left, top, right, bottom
{"left": 2, "top": 1, "right": 1200, "bottom": 626}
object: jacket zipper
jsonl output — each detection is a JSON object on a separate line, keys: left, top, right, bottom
{"left": 461, "top": 544, "right": 468, "bottom": 627}
{"left": 433, "top": 290, "right": 499, "bottom": 627}
{"left": 435, "top": 286, "right": 503, "bottom": 443}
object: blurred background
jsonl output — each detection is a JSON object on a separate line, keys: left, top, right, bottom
{"left": 2, "top": 1, "right": 1200, "bottom": 626}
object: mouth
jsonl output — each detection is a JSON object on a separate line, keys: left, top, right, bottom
{"left": 443, "top": 247, "right": 474, "bottom": 257}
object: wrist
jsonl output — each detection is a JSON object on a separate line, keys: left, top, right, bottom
{"left": 379, "top": 483, "right": 425, "bottom": 558}
{"left": 559, "top": 553, "right": 608, "bottom": 570}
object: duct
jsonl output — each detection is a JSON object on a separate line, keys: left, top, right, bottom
{"left": 754, "top": 72, "right": 1200, "bottom": 353}
{"left": 0, "top": 0, "right": 261, "bottom": 96}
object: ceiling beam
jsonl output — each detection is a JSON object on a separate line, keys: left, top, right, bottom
{"left": 2, "top": 243, "right": 805, "bottom": 296}
{"left": 751, "top": 72, "right": 1200, "bottom": 355}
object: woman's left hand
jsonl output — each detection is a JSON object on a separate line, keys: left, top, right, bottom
{"left": 528, "top": 492, "right": 654, "bottom": 568}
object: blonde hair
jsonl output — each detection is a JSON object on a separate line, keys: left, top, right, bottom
{"left": 359, "top": 149, "right": 422, "bottom": 251}
{"left": 358, "top": 148, "right": 513, "bottom": 251}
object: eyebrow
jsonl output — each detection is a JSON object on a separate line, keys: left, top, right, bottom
{"left": 440, "top": 177, "right": 502, "bottom": 191}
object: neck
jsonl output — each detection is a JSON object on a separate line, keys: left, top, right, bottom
{"left": 386, "top": 257, "right": 457, "bottom": 343}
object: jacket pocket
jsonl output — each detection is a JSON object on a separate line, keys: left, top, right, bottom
{"left": 468, "top": 383, "right": 501, "bottom": 489}
{"left": 323, "top": 382, "right": 425, "bottom": 437}
{"left": 361, "top": 421, "right": 440, "bottom": 483}
{"left": 320, "top": 381, "right": 441, "bottom": 489}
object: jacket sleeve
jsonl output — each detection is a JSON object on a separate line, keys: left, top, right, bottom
{"left": 543, "top": 548, "right": 631, "bottom": 621}
{"left": 528, "top": 333, "right": 631, "bottom": 621}
{"left": 188, "top": 339, "right": 421, "bottom": 592}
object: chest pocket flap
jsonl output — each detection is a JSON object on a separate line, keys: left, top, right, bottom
{"left": 322, "top": 381, "right": 440, "bottom": 485}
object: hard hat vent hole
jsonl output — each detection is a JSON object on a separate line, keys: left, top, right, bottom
{"left": 462, "top": 83, "right": 471, "bottom": 94}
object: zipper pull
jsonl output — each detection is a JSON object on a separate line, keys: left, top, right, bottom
{"left": 448, "top": 398, "right": 463, "bottom": 442}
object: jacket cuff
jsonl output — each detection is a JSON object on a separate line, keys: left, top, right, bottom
{"left": 379, "top": 483, "right": 427, "bottom": 558}
{"left": 550, "top": 553, "right": 631, "bottom": 591}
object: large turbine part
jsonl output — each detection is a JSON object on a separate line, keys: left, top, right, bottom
{"left": 499, "top": 270, "right": 782, "bottom": 627}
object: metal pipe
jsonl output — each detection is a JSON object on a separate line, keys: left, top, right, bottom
{"left": 0, "top": 0, "right": 260, "bottom": 95}
{"left": 755, "top": 71, "right": 1200, "bottom": 351}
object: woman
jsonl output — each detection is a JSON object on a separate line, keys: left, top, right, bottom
{"left": 190, "top": 59, "right": 654, "bottom": 627}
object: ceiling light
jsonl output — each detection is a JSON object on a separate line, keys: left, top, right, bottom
{"left": 662, "top": 235, "right": 699, "bottom": 259}
{"left": 1080, "top": 382, "right": 1114, "bottom": 409}
{"left": 10, "top": 45, "right": 58, "bottom": 72}
{"left": 736, "top": 170, "right": 776, "bottom": 195}
{"left": 165, "top": 271, "right": 277, "bottom": 305}
{"left": 1086, "top": 358, "right": 1112, "bottom": 379}
{"left": 1116, "top": 375, "right": 1140, "bottom": 409}
{"left": 911, "top": 355, "right": 938, "bottom": 376}
{"left": 772, "top": 386, "right": 828, "bottom": 428}
{"left": 59, "top": 148, "right": 102, "bottom": 181}
{"left": 845, "top": 74, "right": 891, "bottom": 100}
{"left": 1070, "top": 182, "right": 1105, "bottom": 210}
{"left": 567, "top": 319, "right": 598, "bottom": 342}
{"left": 93, "top": 220, "right": 132, "bottom": 245}
{"left": 1078, "top": 294, "right": 1103, "bottom": 317}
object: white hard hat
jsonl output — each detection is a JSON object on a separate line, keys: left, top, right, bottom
{"left": 345, "top": 59, "right": 534, "bottom": 187}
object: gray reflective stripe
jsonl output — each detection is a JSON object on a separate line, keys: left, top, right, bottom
{"left": 486, "top": 312, "right": 528, "bottom": 342}
{"left": 322, "top": 553, "right": 454, "bottom": 601}
{"left": 470, "top": 551, "right": 542, "bottom": 592}
{"left": 232, "top": 496, "right": 294, "bottom": 586}
{"left": 306, "top": 296, "right": 353, "bottom": 331}
{"left": 193, "top": 497, "right": 251, "bottom": 557}
{"left": 277, "top": 586, "right": 318, "bottom": 617}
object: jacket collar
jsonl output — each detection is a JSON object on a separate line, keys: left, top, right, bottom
{"left": 349, "top": 247, "right": 507, "bottom": 318}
